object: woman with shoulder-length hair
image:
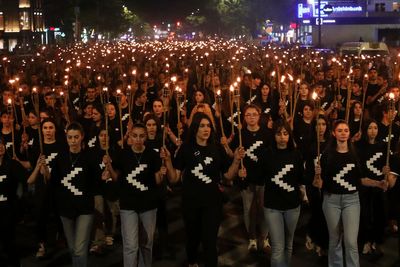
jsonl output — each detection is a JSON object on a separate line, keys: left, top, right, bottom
{"left": 356, "top": 119, "right": 388, "bottom": 255}
{"left": 261, "top": 120, "right": 304, "bottom": 267}
{"left": 314, "top": 119, "right": 362, "bottom": 267}
{"left": 161, "top": 112, "right": 244, "bottom": 267}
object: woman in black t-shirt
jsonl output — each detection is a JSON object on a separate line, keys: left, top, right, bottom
{"left": 115, "top": 123, "right": 164, "bottom": 267}
{"left": 27, "top": 118, "right": 65, "bottom": 259}
{"left": 356, "top": 119, "right": 388, "bottom": 255}
{"left": 262, "top": 120, "right": 304, "bottom": 267}
{"left": 162, "top": 112, "right": 244, "bottom": 267}
{"left": 314, "top": 120, "right": 362, "bottom": 267}
{"left": 52, "top": 122, "right": 95, "bottom": 267}
{"left": 0, "top": 139, "right": 26, "bottom": 267}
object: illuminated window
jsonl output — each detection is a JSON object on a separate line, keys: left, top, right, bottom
{"left": 20, "top": 11, "right": 30, "bottom": 30}
{"left": 19, "top": 0, "right": 31, "bottom": 8}
{"left": 394, "top": 2, "right": 399, "bottom": 11}
{"left": 0, "top": 12, "right": 3, "bottom": 31}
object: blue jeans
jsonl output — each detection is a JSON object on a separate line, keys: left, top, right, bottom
{"left": 120, "top": 209, "right": 157, "bottom": 267}
{"left": 60, "top": 214, "right": 94, "bottom": 267}
{"left": 323, "top": 193, "right": 360, "bottom": 267}
{"left": 264, "top": 206, "right": 300, "bottom": 267}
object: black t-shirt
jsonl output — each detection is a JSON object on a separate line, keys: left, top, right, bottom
{"left": 88, "top": 146, "right": 119, "bottom": 200}
{"left": 378, "top": 121, "right": 400, "bottom": 153}
{"left": 53, "top": 149, "right": 95, "bottom": 218}
{"left": 29, "top": 141, "right": 65, "bottom": 197}
{"left": 230, "top": 127, "right": 271, "bottom": 186}
{"left": 0, "top": 158, "right": 26, "bottom": 208}
{"left": 115, "top": 147, "right": 161, "bottom": 212}
{"left": 356, "top": 141, "right": 386, "bottom": 181}
{"left": 262, "top": 148, "right": 304, "bottom": 210}
{"left": 321, "top": 149, "right": 362, "bottom": 194}
{"left": 174, "top": 142, "right": 231, "bottom": 206}
{"left": 304, "top": 140, "right": 328, "bottom": 185}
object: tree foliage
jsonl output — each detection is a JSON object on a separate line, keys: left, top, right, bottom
{"left": 215, "top": 0, "right": 251, "bottom": 35}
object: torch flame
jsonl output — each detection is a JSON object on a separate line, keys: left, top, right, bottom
{"left": 312, "top": 91, "right": 318, "bottom": 100}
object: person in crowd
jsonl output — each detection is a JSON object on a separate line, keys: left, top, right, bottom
{"left": 0, "top": 138, "right": 26, "bottom": 267}
{"left": 305, "top": 116, "right": 330, "bottom": 256}
{"left": 228, "top": 104, "right": 271, "bottom": 252}
{"left": 27, "top": 118, "right": 65, "bottom": 258}
{"left": 261, "top": 120, "right": 304, "bottom": 267}
{"left": 88, "top": 127, "right": 119, "bottom": 254}
{"left": 314, "top": 120, "right": 362, "bottom": 267}
{"left": 162, "top": 112, "right": 244, "bottom": 267}
{"left": 356, "top": 119, "right": 388, "bottom": 256}
{"left": 114, "top": 123, "right": 165, "bottom": 267}
{"left": 52, "top": 122, "right": 95, "bottom": 267}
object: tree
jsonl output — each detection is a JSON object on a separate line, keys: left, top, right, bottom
{"left": 121, "top": 6, "right": 152, "bottom": 37}
{"left": 185, "top": 14, "right": 207, "bottom": 29}
{"left": 216, "top": 0, "right": 251, "bottom": 36}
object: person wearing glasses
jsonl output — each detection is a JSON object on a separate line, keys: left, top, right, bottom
{"left": 229, "top": 104, "right": 272, "bottom": 252}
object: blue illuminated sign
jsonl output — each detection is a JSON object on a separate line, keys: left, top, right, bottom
{"left": 297, "top": 2, "right": 364, "bottom": 19}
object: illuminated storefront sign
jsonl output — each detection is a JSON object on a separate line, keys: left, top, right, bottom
{"left": 297, "top": 1, "right": 364, "bottom": 19}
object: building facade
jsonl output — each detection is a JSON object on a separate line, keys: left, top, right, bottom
{"left": 297, "top": 0, "right": 400, "bottom": 48}
{"left": 0, "top": 0, "right": 45, "bottom": 51}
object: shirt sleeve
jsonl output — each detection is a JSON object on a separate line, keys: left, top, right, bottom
{"left": 173, "top": 144, "right": 186, "bottom": 171}
{"left": 218, "top": 144, "right": 232, "bottom": 174}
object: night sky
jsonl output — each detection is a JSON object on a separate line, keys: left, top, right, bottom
{"left": 128, "top": 0, "right": 209, "bottom": 23}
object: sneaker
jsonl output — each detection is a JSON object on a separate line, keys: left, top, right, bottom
{"left": 35, "top": 243, "right": 46, "bottom": 259}
{"left": 372, "top": 243, "right": 384, "bottom": 256}
{"left": 105, "top": 236, "right": 114, "bottom": 246}
{"left": 89, "top": 245, "right": 103, "bottom": 255}
{"left": 248, "top": 239, "right": 257, "bottom": 252}
{"left": 263, "top": 238, "right": 271, "bottom": 249}
{"left": 305, "top": 235, "right": 315, "bottom": 251}
{"left": 315, "top": 246, "right": 323, "bottom": 257}
{"left": 362, "top": 242, "right": 372, "bottom": 255}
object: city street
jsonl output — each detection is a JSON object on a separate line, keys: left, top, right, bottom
{"left": 18, "top": 186, "right": 399, "bottom": 267}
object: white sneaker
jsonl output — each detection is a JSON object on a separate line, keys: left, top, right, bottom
{"left": 315, "top": 245, "right": 323, "bottom": 257}
{"left": 263, "top": 238, "right": 271, "bottom": 249}
{"left": 305, "top": 235, "right": 314, "bottom": 250}
{"left": 248, "top": 239, "right": 258, "bottom": 251}
{"left": 362, "top": 242, "right": 372, "bottom": 255}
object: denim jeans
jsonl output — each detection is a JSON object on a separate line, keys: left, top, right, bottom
{"left": 264, "top": 206, "right": 300, "bottom": 267}
{"left": 322, "top": 193, "right": 360, "bottom": 267}
{"left": 120, "top": 209, "right": 157, "bottom": 267}
{"left": 60, "top": 214, "right": 94, "bottom": 267}
{"left": 241, "top": 185, "right": 268, "bottom": 239}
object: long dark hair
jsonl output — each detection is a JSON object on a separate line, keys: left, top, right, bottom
{"left": 271, "top": 119, "right": 295, "bottom": 151}
{"left": 143, "top": 113, "right": 162, "bottom": 141}
{"left": 361, "top": 119, "right": 379, "bottom": 144}
{"left": 311, "top": 115, "right": 330, "bottom": 143}
{"left": 186, "top": 112, "right": 216, "bottom": 146}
